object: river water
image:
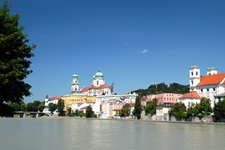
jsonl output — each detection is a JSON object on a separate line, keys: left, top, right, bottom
{"left": 0, "top": 118, "right": 225, "bottom": 150}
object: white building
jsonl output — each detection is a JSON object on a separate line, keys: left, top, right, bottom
{"left": 43, "top": 95, "right": 61, "bottom": 114}
{"left": 215, "top": 92, "right": 225, "bottom": 104}
{"left": 156, "top": 103, "right": 175, "bottom": 121}
{"left": 93, "top": 93, "right": 138, "bottom": 118}
{"left": 177, "top": 91, "right": 201, "bottom": 108}
{"left": 189, "top": 65, "right": 225, "bottom": 108}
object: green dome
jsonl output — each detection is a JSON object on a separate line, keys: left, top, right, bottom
{"left": 190, "top": 65, "right": 199, "bottom": 69}
{"left": 207, "top": 66, "right": 216, "bottom": 71}
{"left": 73, "top": 73, "right": 78, "bottom": 78}
{"left": 94, "top": 70, "right": 103, "bottom": 78}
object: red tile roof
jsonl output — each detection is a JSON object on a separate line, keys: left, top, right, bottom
{"left": 80, "top": 106, "right": 89, "bottom": 110}
{"left": 198, "top": 73, "right": 225, "bottom": 86}
{"left": 179, "top": 91, "right": 201, "bottom": 99}
{"left": 80, "top": 84, "right": 110, "bottom": 92}
{"left": 129, "top": 103, "right": 135, "bottom": 107}
{"left": 80, "top": 86, "right": 92, "bottom": 92}
{"left": 49, "top": 96, "right": 61, "bottom": 101}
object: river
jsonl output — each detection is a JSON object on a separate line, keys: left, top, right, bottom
{"left": 0, "top": 118, "right": 224, "bottom": 150}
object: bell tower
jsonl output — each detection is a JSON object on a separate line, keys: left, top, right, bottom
{"left": 71, "top": 73, "right": 79, "bottom": 93}
{"left": 189, "top": 65, "right": 200, "bottom": 92}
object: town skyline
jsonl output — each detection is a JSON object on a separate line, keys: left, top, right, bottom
{"left": 6, "top": 0, "right": 225, "bottom": 103}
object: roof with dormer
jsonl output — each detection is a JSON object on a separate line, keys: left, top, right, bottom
{"left": 179, "top": 91, "right": 201, "bottom": 99}
{"left": 197, "top": 73, "right": 225, "bottom": 86}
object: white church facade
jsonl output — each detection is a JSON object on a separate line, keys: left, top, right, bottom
{"left": 189, "top": 65, "right": 225, "bottom": 108}
{"left": 71, "top": 70, "right": 113, "bottom": 96}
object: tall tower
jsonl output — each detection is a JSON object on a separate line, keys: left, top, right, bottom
{"left": 71, "top": 73, "right": 79, "bottom": 93}
{"left": 207, "top": 67, "right": 217, "bottom": 75}
{"left": 189, "top": 65, "right": 200, "bottom": 92}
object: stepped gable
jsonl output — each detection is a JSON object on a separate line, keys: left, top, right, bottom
{"left": 198, "top": 73, "right": 225, "bottom": 86}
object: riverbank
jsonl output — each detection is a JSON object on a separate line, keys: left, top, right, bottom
{"left": 44, "top": 116, "right": 225, "bottom": 125}
{"left": 2, "top": 115, "right": 225, "bottom": 125}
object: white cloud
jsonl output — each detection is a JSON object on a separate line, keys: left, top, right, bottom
{"left": 124, "top": 42, "right": 128, "bottom": 46}
{"left": 141, "top": 49, "right": 147, "bottom": 54}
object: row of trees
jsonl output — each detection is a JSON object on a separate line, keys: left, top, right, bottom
{"left": 7, "top": 99, "right": 65, "bottom": 117}
{"left": 169, "top": 97, "right": 212, "bottom": 121}
{"left": 131, "top": 82, "right": 189, "bottom": 97}
{"left": 119, "top": 96, "right": 157, "bottom": 119}
{"left": 120, "top": 96, "right": 225, "bottom": 122}
{"left": 67, "top": 105, "right": 96, "bottom": 118}
{"left": 169, "top": 97, "right": 225, "bottom": 121}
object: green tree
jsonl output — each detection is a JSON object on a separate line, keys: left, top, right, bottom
{"left": 19, "top": 101, "right": 27, "bottom": 111}
{"left": 27, "top": 102, "right": 36, "bottom": 111}
{"left": 214, "top": 99, "right": 225, "bottom": 121}
{"left": 133, "top": 96, "right": 142, "bottom": 119}
{"left": 48, "top": 103, "right": 57, "bottom": 113}
{"left": 131, "top": 82, "right": 189, "bottom": 97}
{"left": 26, "top": 100, "right": 41, "bottom": 111}
{"left": 198, "top": 97, "right": 212, "bottom": 116}
{"left": 120, "top": 103, "right": 131, "bottom": 117}
{"left": 86, "top": 105, "right": 94, "bottom": 118}
{"left": 186, "top": 103, "right": 199, "bottom": 119}
{"left": 0, "top": 1, "right": 36, "bottom": 116}
{"left": 145, "top": 98, "right": 158, "bottom": 116}
{"left": 75, "top": 109, "right": 79, "bottom": 116}
{"left": 8, "top": 102, "right": 20, "bottom": 111}
{"left": 169, "top": 102, "right": 187, "bottom": 121}
{"left": 79, "top": 110, "right": 84, "bottom": 117}
{"left": 67, "top": 107, "right": 72, "bottom": 117}
{"left": 57, "top": 99, "right": 65, "bottom": 116}
{"left": 37, "top": 103, "right": 45, "bottom": 112}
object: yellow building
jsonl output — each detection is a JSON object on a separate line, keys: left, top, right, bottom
{"left": 61, "top": 94, "right": 96, "bottom": 111}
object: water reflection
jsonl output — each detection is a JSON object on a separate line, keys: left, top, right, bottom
{"left": 0, "top": 118, "right": 225, "bottom": 150}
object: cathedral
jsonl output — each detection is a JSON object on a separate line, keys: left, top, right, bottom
{"left": 71, "top": 70, "right": 113, "bottom": 96}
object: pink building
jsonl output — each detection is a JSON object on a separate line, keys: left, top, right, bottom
{"left": 146, "top": 93, "right": 182, "bottom": 105}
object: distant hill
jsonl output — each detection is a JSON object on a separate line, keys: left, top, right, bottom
{"left": 130, "top": 82, "right": 189, "bottom": 97}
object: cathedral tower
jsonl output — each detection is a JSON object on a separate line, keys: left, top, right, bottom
{"left": 71, "top": 73, "right": 79, "bottom": 93}
{"left": 189, "top": 65, "right": 200, "bottom": 92}
{"left": 207, "top": 67, "right": 217, "bottom": 75}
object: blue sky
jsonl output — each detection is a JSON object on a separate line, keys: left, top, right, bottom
{"left": 5, "top": 0, "right": 225, "bottom": 103}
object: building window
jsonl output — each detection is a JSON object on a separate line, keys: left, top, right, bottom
{"left": 207, "top": 88, "right": 209, "bottom": 92}
{"left": 191, "top": 71, "right": 193, "bottom": 76}
{"left": 196, "top": 72, "right": 198, "bottom": 76}
{"left": 191, "top": 80, "right": 193, "bottom": 85}
{"left": 213, "top": 88, "right": 216, "bottom": 91}
{"left": 201, "top": 89, "right": 203, "bottom": 92}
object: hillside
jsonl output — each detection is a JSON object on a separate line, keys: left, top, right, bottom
{"left": 130, "top": 82, "right": 189, "bottom": 97}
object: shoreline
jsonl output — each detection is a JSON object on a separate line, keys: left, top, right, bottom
{"left": 2, "top": 116, "right": 225, "bottom": 125}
